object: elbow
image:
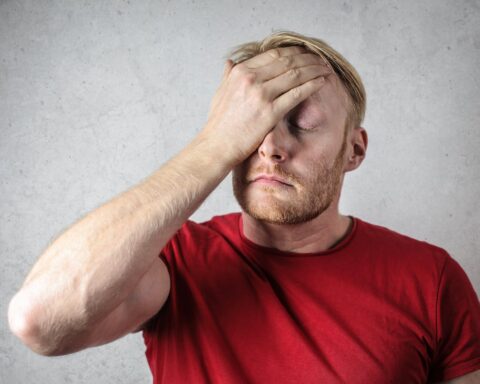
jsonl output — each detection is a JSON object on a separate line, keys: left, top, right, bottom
{"left": 8, "top": 293, "right": 64, "bottom": 356}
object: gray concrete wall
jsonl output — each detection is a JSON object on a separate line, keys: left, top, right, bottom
{"left": 1, "top": 0, "right": 479, "bottom": 382}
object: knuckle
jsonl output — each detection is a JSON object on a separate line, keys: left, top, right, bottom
{"left": 235, "top": 69, "right": 257, "bottom": 86}
{"left": 287, "top": 68, "right": 300, "bottom": 79}
{"left": 242, "top": 72, "right": 257, "bottom": 85}
{"left": 268, "top": 48, "right": 280, "bottom": 59}
{"left": 291, "top": 87, "right": 302, "bottom": 100}
{"left": 278, "top": 55, "right": 293, "bottom": 69}
{"left": 231, "top": 63, "right": 246, "bottom": 76}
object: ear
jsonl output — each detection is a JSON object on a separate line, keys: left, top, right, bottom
{"left": 344, "top": 126, "right": 368, "bottom": 172}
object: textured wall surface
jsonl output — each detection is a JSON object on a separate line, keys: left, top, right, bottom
{"left": 1, "top": 0, "right": 479, "bottom": 383}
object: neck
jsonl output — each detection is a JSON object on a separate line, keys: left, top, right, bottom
{"left": 241, "top": 201, "right": 352, "bottom": 254}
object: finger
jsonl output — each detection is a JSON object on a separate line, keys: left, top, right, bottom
{"left": 254, "top": 52, "right": 331, "bottom": 82}
{"left": 243, "top": 46, "right": 307, "bottom": 69}
{"left": 264, "top": 64, "right": 332, "bottom": 99}
{"left": 272, "top": 76, "right": 326, "bottom": 119}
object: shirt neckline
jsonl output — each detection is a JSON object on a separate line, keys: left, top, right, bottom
{"left": 237, "top": 214, "right": 359, "bottom": 257}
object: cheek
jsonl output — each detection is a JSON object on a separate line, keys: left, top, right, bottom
{"left": 293, "top": 156, "right": 330, "bottom": 184}
{"left": 293, "top": 154, "right": 323, "bottom": 175}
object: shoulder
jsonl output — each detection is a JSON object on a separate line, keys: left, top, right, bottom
{"left": 354, "top": 217, "right": 453, "bottom": 282}
{"left": 356, "top": 217, "right": 450, "bottom": 259}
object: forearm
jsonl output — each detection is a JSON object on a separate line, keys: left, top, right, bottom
{"left": 8, "top": 132, "right": 232, "bottom": 346}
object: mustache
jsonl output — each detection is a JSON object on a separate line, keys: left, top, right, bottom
{"left": 246, "top": 164, "right": 301, "bottom": 186}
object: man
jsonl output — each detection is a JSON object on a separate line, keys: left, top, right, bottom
{"left": 8, "top": 31, "right": 480, "bottom": 383}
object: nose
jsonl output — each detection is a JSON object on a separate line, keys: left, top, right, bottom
{"left": 257, "top": 123, "right": 290, "bottom": 163}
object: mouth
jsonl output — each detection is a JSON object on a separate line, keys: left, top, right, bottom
{"left": 251, "top": 175, "right": 293, "bottom": 187}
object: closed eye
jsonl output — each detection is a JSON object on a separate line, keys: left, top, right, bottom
{"left": 288, "top": 121, "right": 314, "bottom": 134}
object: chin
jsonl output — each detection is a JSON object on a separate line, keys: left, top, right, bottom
{"left": 237, "top": 188, "right": 328, "bottom": 225}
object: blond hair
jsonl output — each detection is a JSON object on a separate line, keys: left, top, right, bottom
{"left": 225, "top": 30, "right": 366, "bottom": 131}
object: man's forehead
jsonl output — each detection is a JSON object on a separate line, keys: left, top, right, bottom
{"left": 292, "top": 75, "right": 349, "bottom": 120}
{"left": 290, "top": 99, "right": 325, "bottom": 121}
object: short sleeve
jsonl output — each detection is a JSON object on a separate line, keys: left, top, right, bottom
{"left": 142, "top": 228, "right": 179, "bottom": 334}
{"left": 428, "top": 253, "right": 480, "bottom": 382}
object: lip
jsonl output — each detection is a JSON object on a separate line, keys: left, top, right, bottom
{"left": 252, "top": 174, "right": 293, "bottom": 187}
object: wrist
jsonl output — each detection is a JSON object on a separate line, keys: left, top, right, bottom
{"left": 191, "top": 130, "right": 241, "bottom": 170}
{"left": 197, "top": 119, "right": 255, "bottom": 167}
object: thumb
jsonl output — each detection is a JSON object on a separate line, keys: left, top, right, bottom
{"left": 222, "top": 59, "right": 234, "bottom": 79}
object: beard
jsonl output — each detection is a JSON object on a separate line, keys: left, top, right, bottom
{"left": 232, "top": 134, "right": 347, "bottom": 225}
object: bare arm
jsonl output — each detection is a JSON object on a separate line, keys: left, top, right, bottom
{"left": 8, "top": 46, "right": 331, "bottom": 356}
{"left": 7, "top": 135, "right": 233, "bottom": 355}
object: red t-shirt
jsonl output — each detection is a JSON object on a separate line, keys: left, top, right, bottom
{"left": 142, "top": 213, "right": 480, "bottom": 383}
